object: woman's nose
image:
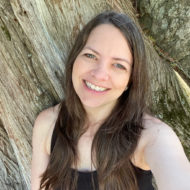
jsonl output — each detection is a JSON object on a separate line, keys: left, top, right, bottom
{"left": 90, "top": 63, "right": 109, "bottom": 81}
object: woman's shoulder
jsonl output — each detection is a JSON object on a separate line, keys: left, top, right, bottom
{"left": 34, "top": 103, "right": 60, "bottom": 131}
{"left": 142, "top": 113, "right": 174, "bottom": 141}
{"left": 141, "top": 113, "right": 176, "bottom": 148}
{"left": 132, "top": 113, "right": 174, "bottom": 170}
{"left": 37, "top": 103, "right": 60, "bottom": 121}
{"left": 141, "top": 114, "right": 190, "bottom": 189}
{"left": 140, "top": 113, "right": 187, "bottom": 165}
{"left": 32, "top": 103, "right": 61, "bottom": 154}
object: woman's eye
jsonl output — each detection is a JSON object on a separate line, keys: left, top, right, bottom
{"left": 113, "top": 63, "right": 126, "bottom": 70}
{"left": 84, "top": 53, "right": 96, "bottom": 60}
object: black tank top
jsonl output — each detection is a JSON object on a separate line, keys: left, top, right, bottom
{"left": 50, "top": 128, "right": 155, "bottom": 190}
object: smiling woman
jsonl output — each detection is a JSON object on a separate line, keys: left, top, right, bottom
{"left": 72, "top": 24, "right": 133, "bottom": 109}
{"left": 31, "top": 11, "right": 190, "bottom": 190}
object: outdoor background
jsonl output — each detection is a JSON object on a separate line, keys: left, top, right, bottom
{"left": 0, "top": 0, "right": 189, "bottom": 189}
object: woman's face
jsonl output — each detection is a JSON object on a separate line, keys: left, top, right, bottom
{"left": 72, "top": 24, "right": 133, "bottom": 109}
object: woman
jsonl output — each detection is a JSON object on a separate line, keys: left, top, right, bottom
{"left": 31, "top": 11, "right": 190, "bottom": 190}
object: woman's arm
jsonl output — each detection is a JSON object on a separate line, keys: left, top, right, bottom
{"left": 144, "top": 120, "right": 190, "bottom": 190}
{"left": 31, "top": 108, "right": 56, "bottom": 190}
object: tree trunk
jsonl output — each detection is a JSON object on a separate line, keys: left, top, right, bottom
{"left": 136, "top": 0, "right": 190, "bottom": 84}
{"left": 0, "top": 0, "right": 189, "bottom": 189}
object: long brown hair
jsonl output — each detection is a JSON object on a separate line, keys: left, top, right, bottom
{"left": 40, "top": 11, "right": 149, "bottom": 190}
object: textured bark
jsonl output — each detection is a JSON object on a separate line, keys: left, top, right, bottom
{"left": 0, "top": 120, "right": 26, "bottom": 190}
{"left": 137, "top": 0, "right": 190, "bottom": 85}
{"left": 0, "top": 0, "right": 189, "bottom": 189}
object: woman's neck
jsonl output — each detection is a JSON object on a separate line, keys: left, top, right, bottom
{"left": 82, "top": 102, "right": 116, "bottom": 136}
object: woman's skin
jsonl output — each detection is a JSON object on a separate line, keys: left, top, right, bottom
{"left": 31, "top": 24, "right": 190, "bottom": 190}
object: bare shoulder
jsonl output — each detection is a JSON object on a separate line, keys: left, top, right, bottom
{"left": 32, "top": 103, "right": 61, "bottom": 154}
{"left": 31, "top": 104, "right": 61, "bottom": 190}
{"left": 142, "top": 113, "right": 172, "bottom": 137}
{"left": 34, "top": 103, "right": 60, "bottom": 126}
{"left": 142, "top": 113, "right": 188, "bottom": 160}
{"left": 141, "top": 114, "right": 190, "bottom": 190}
{"left": 135, "top": 113, "right": 167, "bottom": 152}
{"left": 142, "top": 113, "right": 180, "bottom": 146}
{"left": 131, "top": 114, "right": 167, "bottom": 169}
{"left": 132, "top": 113, "right": 182, "bottom": 170}
{"left": 141, "top": 113, "right": 183, "bottom": 153}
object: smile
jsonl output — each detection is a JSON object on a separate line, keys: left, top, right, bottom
{"left": 84, "top": 80, "right": 108, "bottom": 92}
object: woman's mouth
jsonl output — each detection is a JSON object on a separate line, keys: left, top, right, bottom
{"left": 84, "top": 80, "right": 109, "bottom": 92}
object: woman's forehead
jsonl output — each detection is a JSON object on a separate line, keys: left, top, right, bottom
{"left": 83, "top": 24, "right": 133, "bottom": 64}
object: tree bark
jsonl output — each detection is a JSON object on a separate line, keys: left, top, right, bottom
{"left": 0, "top": 0, "right": 189, "bottom": 189}
{"left": 137, "top": 0, "right": 190, "bottom": 85}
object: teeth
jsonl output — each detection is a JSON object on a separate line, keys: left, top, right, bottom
{"left": 85, "top": 81, "right": 107, "bottom": 92}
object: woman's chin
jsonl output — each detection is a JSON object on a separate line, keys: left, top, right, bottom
{"left": 81, "top": 101, "right": 104, "bottom": 109}
{"left": 80, "top": 98, "right": 116, "bottom": 110}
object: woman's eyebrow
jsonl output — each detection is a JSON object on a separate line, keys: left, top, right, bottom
{"left": 83, "top": 46, "right": 100, "bottom": 55}
{"left": 83, "top": 46, "right": 132, "bottom": 66}
{"left": 112, "top": 57, "right": 132, "bottom": 66}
